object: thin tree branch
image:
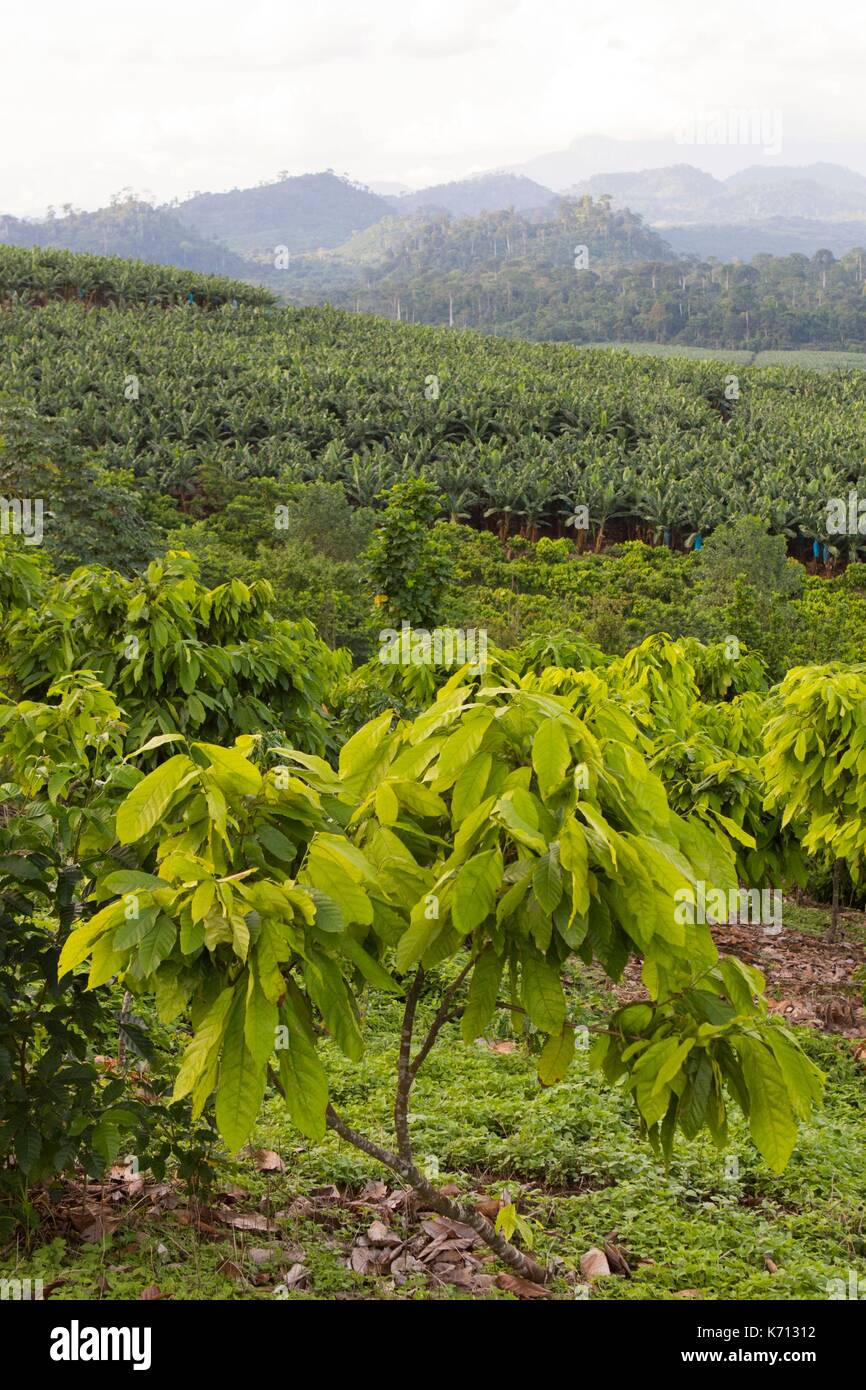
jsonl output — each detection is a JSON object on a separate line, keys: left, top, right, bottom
{"left": 325, "top": 1104, "right": 548, "bottom": 1284}
{"left": 395, "top": 966, "right": 424, "bottom": 1164}
{"left": 268, "top": 1067, "right": 548, "bottom": 1281}
{"left": 409, "top": 951, "right": 479, "bottom": 1079}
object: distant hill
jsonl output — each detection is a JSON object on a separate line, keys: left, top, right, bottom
{"left": 661, "top": 219, "right": 866, "bottom": 261}
{"left": 507, "top": 136, "right": 712, "bottom": 188}
{"left": 725, "top": 163, "right": 866, "bottom": 194}
{"left": 566, "top": 165, "right": 721, "bottom": 222}
{"left": 175, "top": 172, "right": 390, "bottom": 256}
{"left": 507, "top": 135, "right": 866, "bottom": 186}
{"left": 366, "top": 180, "right": 413, "bottom": 197}
{"left": 719, "top": 176, "right": 866, "bottom": 223}
{"left": 276, "top": 197, "right": 677, "bottom": 336}
{"left": 566, "top": 163, "right": 866, "bottom": 226}
{"left": 0, "top": 199, "right": 259, "bottom": 280}
{"left": 389, "top": 173, "right": 557, "bottom": 217}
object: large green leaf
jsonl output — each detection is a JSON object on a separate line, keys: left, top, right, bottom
{"left": 736, "top": 1035, "right": 798, "bottom": 1173}
{"left": 193, "top": 742, "right": 262, "bottom": 795}
{"left": 521, "top": 952, "right": 566, "bottom": 1033}
{"left": 278, "top": 1003, "right": 328, "bottom": 1140}
{"left": 538, "top": 1026, "right": 575, "bottom": 1085}
{"left": 216, "top": 990, "right": 267, "bottom": 1153}
{"left": 173, "top": 987, "right": 235, "bottom": 1108}
{"left": 452, "top": 848, "right": 503, "bottom": 935}
{"left": 245, "top": 973, "right": 279, "bottom": 1065}
{"left": 436, "top": 712, "right": 493, "bottom": 786}
{"left": 116, "top": 754, "right": 197, "bottom": 843}
{"left": 532, "top": 845, "right": 563, "bottom": 914}
{"left": 531, "top": 717, "right": 571, "bottom": 800}
{"left": 461, "top": 947, "right": 503, "bottom": 1043}
{"left": 133, "top": 914, "right": 176, "bottom": 976}
{"left": 304, "top": 953, "right": 364, "bottom": 1061}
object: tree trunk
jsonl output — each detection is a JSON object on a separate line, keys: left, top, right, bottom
{"left": 268, "top": 962, "right": 550, "bottom": 1286}
{"left": 117, "top": 990, "right": 132, "bottom": 1067}
{"left": 830, "top": 860, "right": 841, "bottom": 942}
{"left": 325, "top": 1106, "right": 548, "bottom": 1284}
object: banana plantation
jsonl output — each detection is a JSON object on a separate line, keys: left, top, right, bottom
{"left": 2, "top": 247, "right": 866, "bottom": 564}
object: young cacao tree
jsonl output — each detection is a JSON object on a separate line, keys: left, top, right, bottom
{"left": 1, "top": 550, "right": 346, "bottom": 755}
{"left": 63, "top": 668, "right": 824, "bottom": 1280}
{"left": 0, "top": 675, "right": 145, "bottom": 1202}
{"left": 762, "top": 663, "right": 866, "bottom": 939}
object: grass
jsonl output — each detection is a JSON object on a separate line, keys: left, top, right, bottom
{"left": 784, "top": 898, "right": 866, "bottom": 946}
{"left": 581, "top": 342, "right": 866, "bottom": 371}
{"left": 12, "top": 939, "right": 866, "bottom": 1302}
{"left": 581, "top": 342, "right": 754, "bottom": 364}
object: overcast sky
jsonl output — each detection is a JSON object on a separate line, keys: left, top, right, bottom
{"left": 3, "top": 0, "right": 865, "bottom": 214}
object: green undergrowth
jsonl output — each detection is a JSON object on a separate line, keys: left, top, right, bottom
{"left": 14, "top": 965, "right": 866, "bottom": 1301}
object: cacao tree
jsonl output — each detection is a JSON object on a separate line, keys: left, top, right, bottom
{"left": 762, "top": 663, "right": 866, "bottom": 939}
{"left": 63, "top": 668, "right": 824, "bottom": 1279}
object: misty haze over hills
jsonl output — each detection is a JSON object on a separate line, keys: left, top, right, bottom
{"left": 6, "top": 143, "right": 866, "bottom": 345}
{"left": 499, "top": 134, "right": 866, "bottom": 187}
{"left": 8, "top": 132, "right": 866, "bottom": 267}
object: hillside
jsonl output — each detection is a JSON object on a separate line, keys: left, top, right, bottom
{"left": 567, "top": 162, "right": 866, "bottom": 225}
{"left": 389, "top": 173, "right": 557, "bottom": 217}
{"left": 278, "top": 197, "right": 675, "bottom": 328}
{"left": 0, "top": 242, "right": 272, "bottom": 307}
{"left": 3, "top": 243, "right": 865, "bottom": 566}
{"left": 726, "top": 162, "right": 866, "bottom": 195}
{"left": 276, "top": 207, "right": 866, "bottom": 348}
{"left": 566, "top": 165, "right": 723, "bottom": 222}
{"left": 563, "top": 163, "right": 866, "bottom": 261}
{"left": 662, "top": 218, "right": 866, "bottom": 261}
{"left": 175, "top": 171, "right": 391, "bottom": 256}
{"left": 0, "top": 199, "right": 261, "bottom": 281}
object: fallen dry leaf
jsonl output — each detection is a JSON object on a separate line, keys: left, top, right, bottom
{"left": 218, "top": 1211, "right": 276, "bottom": 1232}
{"left": 248, "top": 1247, "right": 276, "bottom": 1266}
{"left": 359, "top": 1179, "right": 388, "bottom": 1201}
{"left": 138, "top": 1284, "right": 164, "bottom": 1300}
{"left": 580, "top": 1247, "right": 612, "bottom": 1281}
{"left": 282, "top": 1262, "right": 307, "bottom": 1289}
{"left": 80, "top": 1213, "right": 122, "bottom": 1243}
{"left": 603, "top": 1238, "right": 631, "bottom": 1277}
{"left": 250, "top": 1149, "right": 283, "bottom": 1173}
{"left": 494, "top": 1272, "right": 550, "bottom": 1299}
{"left": 350, "top": 1246, "right": 375, "bottom": 1274}
{"left": 421, "top": 1216, "right": 481, "bottom": 1243}
{"left": 367, "top": 1219, "right": 401, "bottom": 1246}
